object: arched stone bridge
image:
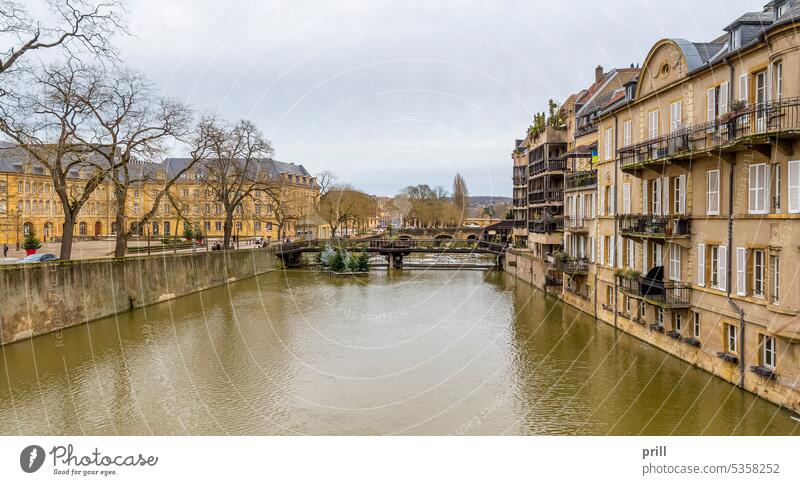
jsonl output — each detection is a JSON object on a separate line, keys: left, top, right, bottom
{"left": 275, "top": 238, "right": 505, "bottom": 268}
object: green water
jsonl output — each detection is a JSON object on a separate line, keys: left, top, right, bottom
{"left": 0, "top": 269, "right": 796, "bottom": 435}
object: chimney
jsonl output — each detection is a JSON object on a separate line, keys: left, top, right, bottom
{"left": 595, "top": 65, "right": 604, "bottom": 83}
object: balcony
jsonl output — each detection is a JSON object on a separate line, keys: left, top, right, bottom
{"left": 618, "top": 272, "right": 691, "bottom": 309}
{"left": 545, "top": 273, "right": 563, "bottom": 288}
{"left": 619, "top": 97, "right": 800, "bottom": 170}
{"left": 529, "top": 219, "right": 564, "bottom": 234}
{"left": 563, "top": 216, "right": 590, "bottom": 233}
{"left": 619, "top": 214, "right": 690, "bottom": 239}
{"left": 512, "top": 220, "right": 527, "bottom": 228}
{"left": 565, "top": 170, "right": 597, "bottom": 191}
{"left": 529, "top": 188, "right": 564, "bottom": 205}
{"left": 513, "top": 197, "right": 527, "bottom": 208}
{"left": 566, "top": 285, "right": 591, "bottom": 301}
{"left": 512, "top": 176, "right": 527, "bottom": 187}
{"left": 530, "top": 157, "right": 566, "bottom": 176}
{"left": 557, "top": 256, "right": 590, "bottom": 275}
{"left": 575, "top": 122, "right": 598, "bottom": 138}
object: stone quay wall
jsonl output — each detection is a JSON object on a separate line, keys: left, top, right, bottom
{"left": 0, "top": 248, "right": 277, "bottom": 345}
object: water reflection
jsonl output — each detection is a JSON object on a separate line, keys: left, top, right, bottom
{"left": 0, "top": 270, "right": 796, "bottom": 435}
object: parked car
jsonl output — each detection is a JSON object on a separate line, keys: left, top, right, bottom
{"left": 16, "top": 253, "right": 59, "bottom": 264}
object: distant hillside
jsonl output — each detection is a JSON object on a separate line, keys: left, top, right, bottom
{"left": 467, "top": 196, "right": 512, "bottom": 207}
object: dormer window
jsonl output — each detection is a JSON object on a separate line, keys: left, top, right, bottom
{"left": 731, "top": 28, "right": 741, "bottom": 49}
{"left": 777, "top": 1, "right": 789, "bottom": 19}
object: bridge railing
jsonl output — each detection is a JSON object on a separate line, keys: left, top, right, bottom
{"left": 275, "top": 238, "right": 507, "bottom": 254}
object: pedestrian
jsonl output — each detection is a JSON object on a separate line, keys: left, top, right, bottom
{"left": 2, "top": 243, "right": 7, "bottom": 258}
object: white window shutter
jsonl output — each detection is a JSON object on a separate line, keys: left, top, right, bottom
{"left": 736, "top": 247, "right": 746, "bottom": 296}
{"left": 678, "top": 174, "right": 686, "bottom": 214}
{"left": 654, "top": 178, "right": 662, "bottom": 214}
{"left": 663, "top": 177, "right": 670, "bottom": 215}
{"left": 609, "top": 186, "right": 615, "bottom": 215}
{"left": 698, "top": 244, "right": 706, "bottom": 287}
{"left": 739, "top": 74, "right": 749, "bottom": 102}
{"left": 617, "top": 236, "right": 623, "bottom": 268}
{"left": 707, "top": 88, "right": 716, "bottom": 122}
{"left": 643, "top": 179, "right": 648, "bottom": 215}
{"left": 643, "top": 242, "right": 648, "bottom": 272}
{"left": 719, "top": 82, "right": 729, "bottom": 115}
{"left": 623, "top": 183, "right": 631, "bottom": 214}
{"left": 590, "top": 237, "right": 595, "bottom": 262}
{"left": 718, "top": 245, "right": 728, "bottom": 292}
{"left": 789, "top": 160, "right": 800, "bottom": 213}
{"left": 599, "top": 186, "right": 605, "bottom": 216}
{"left": 599, "top": 237, "right": 605, "bottom": 266}
{"left": 609, "top": 237, "right": 615, "bottom": 267}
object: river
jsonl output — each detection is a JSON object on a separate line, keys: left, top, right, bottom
{"left": 0, "top": 269, "right": 796, "bottom": 435}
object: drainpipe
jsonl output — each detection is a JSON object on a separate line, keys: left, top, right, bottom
{"left": 723, "top": 57, "right": 746, "bottom": 389}
{"left": 613, "top": 115, "right": 619, "bottom": 330}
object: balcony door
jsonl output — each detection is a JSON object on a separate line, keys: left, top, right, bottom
{"left": 755, "top": 71, "right": 768, "bottom": 133}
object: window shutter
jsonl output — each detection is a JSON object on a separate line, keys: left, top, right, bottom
{"left": 599, "top": 185, "right": 605, "bottom": 215}
{"left": 654, "top": 178, "right": 662, "bottom": 214}
{"left": 736, "top": 247, "right": 746, "bottom": 296}
{"left": 746, "top": 250, "right": 754, "bottom": 296}
{"left": 707, "top": 88, "right": 716, "bottom": 122}
{"left": 590, "top": 237, "right": 595, "bottom": 262}
{"left": 718, "top": 245, "right": 728, "bottom": 292}
{"left": 617, "top": 236, "right": 623, "bottom": 269}
{"left": 609, "top": 236, "right": 615, "bottom": 267}
{"left": 719, "top": 82, "right": 729, "bottom": 114}
{"left": 599, "top": 237, "right": 605, "bottom": 266}
{"left": 643, "top": 179, "right": 648, "bottom": 215}
{"left": 789, "top": 160, "right": 800, "bottom": 213}
{"left": 643, "top": 242, "right": 649, "bottom": 272}
{"left": 739, "top": 74, "right": 749, "bottom": 102}
{"left": 678, "top": 174, "right": 686, "bottom": 214}
{"left": 698, "top": 244, "right": 706, "bottom": 287}
{"left": 623, "top": 183, "right": 631, "bottom": 214}
{"left": 609, "top": 186, "right": 615, "bottom": 215}
{"left": 663, "top": 176, "right": 670, "bottom": 215}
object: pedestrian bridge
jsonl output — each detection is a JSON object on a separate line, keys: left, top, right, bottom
{"left": 275, "top": 238, "right": 506, "bottom": 268}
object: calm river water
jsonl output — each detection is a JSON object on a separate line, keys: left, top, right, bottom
{"left": 0, "top": 269, "right": 797, "bottom": 435}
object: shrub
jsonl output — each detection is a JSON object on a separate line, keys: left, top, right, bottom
{"left": 356, "top": 253, "right": 370, "bottom": 272}
{"left": 320, "top": 246, "right": 337, "bottom": 267}
{"left": 329, "top": 250, "right": 346, "bottom": 272}
{"left": 183, "top": 227, "right": 194, "bottom": 240}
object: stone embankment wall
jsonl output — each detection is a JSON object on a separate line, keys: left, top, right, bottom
{"left": 505, "top": 249, "right": 800, "bottom": 414}
{"left": 0, "top": 248, "right": 277, "bottom": 345}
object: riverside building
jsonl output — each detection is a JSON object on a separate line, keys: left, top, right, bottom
{"left": 508, "top": 0, "right": 800, "bottom": 412}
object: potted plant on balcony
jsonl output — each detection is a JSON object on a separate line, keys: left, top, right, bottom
{"left": 23, "top": 230, "right": 42, "bottom": 255}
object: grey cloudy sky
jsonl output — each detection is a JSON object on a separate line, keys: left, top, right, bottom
{"left": 120, "top": 0, "right": 762, "bottom": 196}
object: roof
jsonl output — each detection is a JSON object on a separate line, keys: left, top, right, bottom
{"left": 724, "top": 10, "right": 774, "bottom": 31}
{"left": 484, "top": 220, "right": 516, "bottom": 231}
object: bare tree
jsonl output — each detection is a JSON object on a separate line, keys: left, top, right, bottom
{"left": 262, "top": 182, "right": 312, "bottom": 241}
{"left": 318, "top": 185, "right": 361, "bottom": 238}
{"left": 0, "top": 0, "right": 125, "bottom": 79}
{"left": 201, "top": 119, "right": 272, "bottom": 249}
{"left": 0, "top": 60, "right": 112, "bottom": 259}
{"left": 452, "top": 172, "right": 469, "bottom": 216}
{"left": 72, "top": 68, "right": 209, "bottom": 257}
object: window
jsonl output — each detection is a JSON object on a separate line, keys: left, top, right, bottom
{"left": 706, "top": 170, "right": 720, "bottom": 215}
{"left": 669, "top": 244, "right": 681, "bottom": 281}
{"left": 236, "top": 221, "right": 243, "bottom": 231}
{"left": 648, "top": 110, "right": 659, "bottom": 139}
{"left": 693, "top": 312, "right": 701, "bottom": 339}
{"left": 255, "top": 221, "right": 261, "bottom": 232}
{"left": 778, "top": 1, "right": 789, "bottom": 17}
{"left": 627, "top": 239, "right": 635, "bottom": 268}
{"left": 673, "top": 174, "right": 685, "bottom": 214}
{"left": 652, "top": 177, "right": 662, "bottom": 214}
{"left": 215, "top": 221, "right": 222, "bottom": 231}
{"left": 623, "top": 120, "right": 631, "bottom": 147}
{"left": 736, "top": 247, "right": 747, "bottom": 296}
{"left": 606, "top": 285, "right": 614, "bottom": 307}
{"left": 625, "top": 295, "right": 631, "bottom": 314}
{"left": 204, "top": 221, "right": 210, "bottom": 231}
{"left": 753, "top": 249, "right": 765, "bottom": 298}
{"left": 789, "top": 160, "right": 800, "bottom": 213}
{"left": 711, "top": 246, "right": 720, "bottom": 288}
{"left": 604, "top": 128, "right": 613, "bottom": 161}
{"left": 749, "top": 163, "right": 769, "bottom": 214}
{"left": 656, "top": 308, "right": 663, "bottom": 326}
{"left": 670, "top": 101, "right": 682, "bottom": 132}
{"left": 775, "top": 61, "right": 783, "bottom": 99}
{"left": 726, "top": 324, "right": 738, "bottom": 353}
{"left": 771, "top": 255, "right": 780, "bottom": 304}
{"left": 639, "top": 302, "right": 646, "bottom": 319}
{"left": 673, "top": 313, "right": 682, "bottom": 333}
{"left": 739, "top": 74, "right": 749, "bottom": 102}
{"left": 731, "top": 28, "right": 741, "bottom": 49}
{"left": 164, "top": 221, "right": 171, "bottom": 236}
{"left": 762, "top": 335, "right": 776, "bottom": 369}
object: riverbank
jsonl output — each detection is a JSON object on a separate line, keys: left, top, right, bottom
{"left": 0, "top": 247, "right": 277, "bottom": 345}
{"left": 503, "top": 249, "right": 800, "bottom": 416}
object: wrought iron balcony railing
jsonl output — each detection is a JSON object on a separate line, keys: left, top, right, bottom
{"left": 618, "top": 276, "right": 691, "bottom": 308}
{"left": 564, "top": 216, "right": 590, "bottom": 232}
{"left": 618, "top": 97, "right": 800, "bottom": 169}
{"left": 529, "top": 188, "right": 564, "bottom": 205}
{"left": 557, "top": 257, "right": 590, "bottom": 274}
{"left": 619, "top": 214, "right": 690, "bottom": 238}
{"left": 545, "top": 274, "right": 563, "bottom": 287}
{"left": 565, "top": 170, "right": 597, "bottom": 191}
{"left": 530, "top": 157, "right": 567, "bottom": 176}
{"left": 512, "top": 176, "right": 527, "bottom": 186}
{"left": 528, "top": 219, "right": 564, "bottom": 233}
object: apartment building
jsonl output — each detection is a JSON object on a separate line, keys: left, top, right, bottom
{"left": 509, "top": 0, "right": 800, "bottom": 412}
{"left": 0, "top": 145, "right": 318, "bottom": 246}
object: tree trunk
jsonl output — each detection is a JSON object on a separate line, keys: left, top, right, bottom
{"left": 223, "top": 212, "right": 233, "bottom": 250}
{"left": 60, "top": 212, "right": 75, "bottom": 260}
{"left": 113, "top": 185, "right": 128, "bottom": 258}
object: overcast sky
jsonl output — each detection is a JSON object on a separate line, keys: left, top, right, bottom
{"left": 119, "top": 0, "right": 763, "bottom": 197}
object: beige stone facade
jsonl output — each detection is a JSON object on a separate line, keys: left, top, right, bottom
{"left": 509, "top": 1, "right": 800, "bottom": 412}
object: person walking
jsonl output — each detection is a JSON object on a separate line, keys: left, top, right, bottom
{"left": 2, "top": 243, "right": 8, "bottom": 258}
